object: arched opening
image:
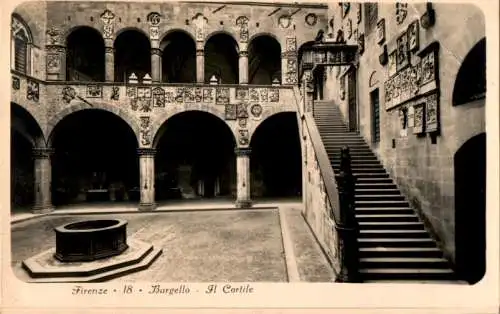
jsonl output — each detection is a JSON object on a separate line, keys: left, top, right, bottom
{"left": 248, "top": 35, "right": 282, "bottom": 85}
{"left": 114, "top": 29, "right": 151, "bottom": 83}
{"left": 11, "top": 104, "right": 44, "bottom": 212}
{"left": 454, "top": 132, "right": 486, "bottom": 284}
{"left": 66, "top": 27, "right": 105, "bottom": 82}
{"left": 161, "top": 31, "right": 196, "bottom": 83}
{"left": 50, "top": 110, "right": 139, "bottom": 206}
{"left": 11, "top": 15, "right": 33, "bottom": 74}
{"left": 452, "top": 38, "right": 486, "bottom": 106}
{"left": 204, "top": 33, "right": 239, "bottom": 84}
{"left": 250, "top": 112, "right": 302, "bottom": 200}
{"left": 154, "top": 111, "right": 236, "bottom": 202}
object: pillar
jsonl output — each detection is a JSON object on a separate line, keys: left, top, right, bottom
{"left": 238, "top": 51, "right": 248, "bottom": 84}
{"left": 32, "top": 148, "right": 54, "bottom": 213}
{"left": 235, "top": 147, "right": 251, "bottom": 208}
{"left": 138, "top": 148, "right": 156, "bottom": 211}
{"left": 196, "top": 49, "right": 204, "bottom": 83}
{"left": 105, "top": 46, "right": 114, "bottom": 82}
{"left": 151, "top": 48, "right": 162, "bottom": 83}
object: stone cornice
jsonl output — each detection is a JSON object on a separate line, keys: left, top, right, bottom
{"left": 234, "top": 147, "right": 251, "bottom": 156}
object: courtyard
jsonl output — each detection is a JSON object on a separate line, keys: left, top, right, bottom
{"left": 11, "top": 204, "right": 336, "bottom": 283}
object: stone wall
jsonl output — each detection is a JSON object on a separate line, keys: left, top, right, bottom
{"left": 325, "top": 3, "right": 486, "bottom": 263}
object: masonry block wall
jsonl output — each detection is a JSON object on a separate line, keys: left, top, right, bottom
{"left": 325, "top": 3, "right": 486, "bottom": 264}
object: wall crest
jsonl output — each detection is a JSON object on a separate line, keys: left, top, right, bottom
{"left": 236, "top": 16, "right": 249, "bottom": 43}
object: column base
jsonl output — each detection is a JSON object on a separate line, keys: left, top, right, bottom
{"left": 138, "top": 202, "right": 157, "bottom": 211}
{"left": 31, "top": 204, "right": 55, "bottom": 214}
{"left": 235, "top": 200, "right": 252, "bottom": 208}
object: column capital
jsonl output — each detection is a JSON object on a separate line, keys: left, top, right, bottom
{"left": 151, "top": 48, "right": 163, "bottom": 56}
{"left": 105, "top": 46, "right": 115, "bottom": 54}
{"left": 235, "top": 147, "right": 251, "bottom": 156}
{"left": 239, "top": 51, "right": 248, "bottom": 58}
{"left": 33, "top": 148, "right": 54, "bottom": 159}
{"left": 137, "top": 148, "right": 157, "bottom": 156}
{"left": 196, "top": 49, "right": 204, "bottom": 56}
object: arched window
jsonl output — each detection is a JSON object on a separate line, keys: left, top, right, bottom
{"left": 11, "top": 15, "right": 33, "bottom": 74}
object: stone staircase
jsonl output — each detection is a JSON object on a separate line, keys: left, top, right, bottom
{"left": 313, "top": 100, "right": 457, "bottom": 282}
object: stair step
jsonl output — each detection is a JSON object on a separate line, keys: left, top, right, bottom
{"left": 358, "top": 238, "right": 437, "bottom": 248}
{"left": 355, "top": 195, "right": 405, "bottom": 201}
{"left": 334, "top": 169, "right": 387, "bottom": 174}
{"left": 359, "top": 229, "right": 429, "bottom": 238}
{"left": 356, "top": 183, "right": 397, "bottom": 189}
{"left": 353, "top": 173, "right": 390, "bottom": 178}
{"left": 360, "top": 257, "right": 450, "bottom": 269}
{"left": 356, "top": 208, "right": 414, "bottom": 215}
{"left": 359, "top": 268, "right": 455, "bottom": 280}
{"left": 359, "top": 247, "right": 442, "bottom": 257}
{"left": 359, "top": 221, "right": 425, "bottom": 230}
{"left": 356, "top": 214, "right": 419, "bottom": 222}
{"left": 356, "top": 200, "right": 408, "bottom": 207}
{"left": 355, "top": 189, "right": 401, "bottom": 195}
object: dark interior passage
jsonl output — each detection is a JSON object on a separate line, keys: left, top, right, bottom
{"left": 161, "top": 31, "right": 196, "bottom": 83}
{"left": 250, "top": 112, "right": 302, "bottom": 198}
{"left": 155, "top": 111, "right": 236, "bottom": 201}
{"left": 11, "top": 104, "right": 44, "bottom": 211}
{"left": 204, "top": 33, "right": 239, "bottom": 84}
{"left": 66, "top": 26, "right": 105, "bottom": 82}
{"left": 50, "top": 110, "right": 139, "bottom": 205}
{"left": 114, "top": 30, "right": 151, "bottom": 83}
{"left": 248, "top": 35, "right": 281, "bottom": 85}
{"left": 454, "top": 132, "right": 486, "bottom": 284}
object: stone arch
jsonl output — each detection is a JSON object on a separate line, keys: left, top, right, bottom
{"left": 113, "top": 27, "right": 152, "bottom": 83}
{"left": 114, "top": 26, "right": 150, "bottom": 42}
{"left": 46, "top": 101, "right": 140, "bottom": 147}
{"left": 204, "top": 31, "right": 240, "bottom": 84}
{"left": 452, "top": 37, "right": 486, "bottom": 106}
{"left": 248, "top": 32, "right": 284, "bottom": 52}
{"left": 369, "top": 71, "right": 379, "bottom": 88}
{"left": 11, "top": 14, "right": 34, "bottom": 74}
{"left": 151, "top": 108, "right": 235, "bottom": 148}
{"left": 159, "top": 28, "right": 197, "bottom": 46}
{"left": 11, "top": 102, "right": 45, "bottom": 147}
{"left": 204, "top": 30, "right": 240, "bottom": 51}
{"left": 11, "top": 13, "right": 33, "bottom": 43}
{"left": 249, "top": 110, "right": 298, "bottom": 144}
{"left": 64, "top": 25, "right": 104, "bottom": 45}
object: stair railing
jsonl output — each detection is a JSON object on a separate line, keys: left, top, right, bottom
{"left": 293, "top": 86, "right": 360, "bottom": 282}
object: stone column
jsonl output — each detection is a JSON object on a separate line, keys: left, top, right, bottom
{"left": 151, "top": 48, "right": 162, "bottom": 83}
{"left": 104, "top": 46, "right": 114, "bottom": 82}
{"left": 32, "top": 148, "right": 54, "bottom": 213}
{"left": 238, "top": 51, "right": 248, "bottom": 85}
{"left": 196, "top": 49, "right": 205, "bottom": 83}
{"left": 235, "top": 147, "right": 251, "bottom": 208}
{"left": 138, "top": 148, "right": 156, "bottom": 211}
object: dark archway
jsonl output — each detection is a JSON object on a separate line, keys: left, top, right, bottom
{"left": 204, "top": 33, "right": 239, "bottom": 84}
{"left": 161, "top": 31, "right": 196, "bottom": 83}
{"left": 114, "top": 29, "right": 151, "bottom": 83}
{"left": 66, "top": 27, "right": 105, "bottom": 82}
{"left": 50, "top": 110, "right": 139, "bottom": 206}
{"left": 11, "top": 103, "right": 44, "bottom": 211}
{"left": 452, "top": 38, "right": 486, "bottom": 106}
{"left": 250, "top": 112, "right": 302, "bottom": 199}
{"left": 248, "top": 35, "right": 282, "bottom": 85}
{"left": 155, "top": 111, "right": 236, "bottom": 201}
{"left": 454, "top": 132, "right": 486, "bottom": 284}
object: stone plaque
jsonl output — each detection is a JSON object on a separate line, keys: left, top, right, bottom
{"left": 137, "top": 87, "right": 151, "bottom": 98}
{"left": 235, "top": 87, "right": 249, "bottom": 101}
{"left": 286, "top": 37, "right": 297, "bottom": 52}
{"left": 249, "top": 88, "right": 259, "bottom": 102}
{"left": 259, "top": 88, "right": 268, "bottom": 102}
{"left": 388, "top": 50, "right": 397, "bottom": 77}
{"left": 238, "top": 129, "right": 249, "bottom": 146}
{"left": 216, "top": 88, "right": 230, "bottom": 104}
{"left": 376, "top": 19, "right": 385, "bottom": 45}
{"left": 250, "top": 104, "right": 263, "bottom": 120}
{"left": 86, "top": 84, "right": 102, "bottom": 98}
{"left": 184, "top": 87, "right": 195, "bottom": 102}
{"left": 152, "top": 87, "right": 165, "bottom": 107}
{"left": 27, "top": 79, "right": 39, "bottom": 102}
{"left": 126, "top": 86, "right": 137, "bottom": 98}
{"left": 165, "top": 91, "right": 174, "bottom": 103}
{"left": 175, "top": 87, "right": 184, "bottom": 102}
{"left": 12, "top": 76, "right": 20, "bottom": 90}
{"left": 425, "top": 93, "right": 439, "bottom": 133}
{"left": 396, "top": 32, "right": 409, "bottom": 71}
{"left": 413, "top": 103, "right": 425, "bottom": 134}
{"left": 407, "top": 20, "right": 420, "bottom": 52}
{"left": 396, "top": 2, "right": 408, "bottom": 25}
{"left": 236, "top": 103, "right": 249, "bottom": 118}
{"left": 203, "top": 88, "right": 214, "bottom": 103}
{"left": 225, "top": 104, "right": 237, "bottom": 120}
{"left": 195, "top": 88, "right": 203, "bottom": 102}
{"left": 62, "top": 86, "right": 76, "bottom": 104}
{"left": 46, "top": 54, "right": 60, "bottom": 74}
{"left": 111, "top": 86, "right": 120, "bottom": 100}
{"left": 269, "top": 88, "right": 279, "bottom": 102}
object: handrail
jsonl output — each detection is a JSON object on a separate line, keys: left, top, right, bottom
{"left": 292, "top": 87, "right": 341, "bottom": 226}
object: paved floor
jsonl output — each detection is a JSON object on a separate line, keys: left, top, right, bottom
{"left": 10, "top": 204, "right": 335, "bottom": 283}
